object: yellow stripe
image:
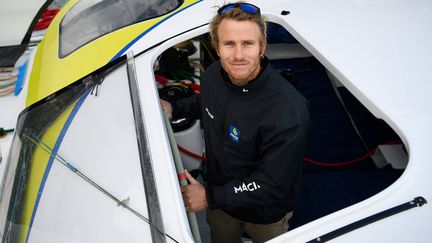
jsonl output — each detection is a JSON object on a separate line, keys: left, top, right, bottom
{"left": 27, "top": 0, "right": 199, "bottom": 106}
{"left": 19, "top": 101, "right": 77, "bottom": 242}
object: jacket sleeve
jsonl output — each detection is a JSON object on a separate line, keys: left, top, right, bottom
{"left": 170, "top": 94, "right": 202, "bottom": 121}
{"left": 208, "top": 105, "right": 310, "bottom": 209}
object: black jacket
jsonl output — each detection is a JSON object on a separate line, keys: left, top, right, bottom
{"left": 173, "top": 58, "right": 310, "bottom": 224}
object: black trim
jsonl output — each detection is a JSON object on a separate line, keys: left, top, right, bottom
{"left": 0, "top": 1, "right": 53, "bottom": 67}
{"left": 126, "top": 52, "right": 166, "bottom": 243}
{"left": 0, "top": 45, "right": 27, "bottom": 67}
{"left": 22, "top": 0, "right": 55, "bottom": 45}
{"left": 307, "top": 197, "right": 427, "bottom": 242}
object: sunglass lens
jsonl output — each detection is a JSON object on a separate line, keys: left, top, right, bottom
{"left": 218, "top": 3, "right": 260, "bottom": 15}
{"left": 219, "top": 5, "right": 236, "bottom": 14}
{"left": 240, "top": 4, "right": 258, "bottom": 14}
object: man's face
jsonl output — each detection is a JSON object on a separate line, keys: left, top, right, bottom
{"left": 216, "top": 19, "right": 266, "bottom": 86}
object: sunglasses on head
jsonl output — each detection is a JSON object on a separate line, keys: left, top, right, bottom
{"left": 217, "top": 3, "right": 261, "bottom": 16}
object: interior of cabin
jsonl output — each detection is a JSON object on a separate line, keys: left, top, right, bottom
{"left": 153, "top": 22, "right": 405, "bottom": 242}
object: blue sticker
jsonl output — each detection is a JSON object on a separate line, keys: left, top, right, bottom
{"left": 229, "top": 125, "right": 240, "bottom": 143}
{"left": 15, "top": 61, "right": 28, "bottom": 96}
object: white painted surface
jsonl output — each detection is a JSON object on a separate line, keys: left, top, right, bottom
{"left": 26, "top": 64, "right": 151, "bottom": 242}
{"left": 0, "top": 0, "right": 48, "bottom": 46}
{"left": 262, "top": 0, "right": 432, "bottom": 242}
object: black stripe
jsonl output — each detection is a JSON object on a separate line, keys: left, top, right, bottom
{"left": 126, "top": 52, "right": 166, "bottom": 243}
{"left": 22, "top": 0, "right": 55, "bottom": 45}
{"left": 307, "top": 196, "right": 427, "bottom": 242}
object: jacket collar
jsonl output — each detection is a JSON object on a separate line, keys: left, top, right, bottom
{"left": 220, "top": 56, "right": 270, "bottom": 94}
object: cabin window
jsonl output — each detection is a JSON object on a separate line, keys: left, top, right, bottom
{"left": 0, "top": 61, "right": 153, "bottom": 241}
{"left": 154, "top": 22, "right": 406, "bottom": 240}
{"left": 59, "top": 0, "right": 181, "bottom": 57}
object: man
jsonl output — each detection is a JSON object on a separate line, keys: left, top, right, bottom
{"left": 161, "top": 2, "right": 310, "bottom": 242}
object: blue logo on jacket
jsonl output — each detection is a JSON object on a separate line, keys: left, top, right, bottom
{"left": 229, "top": 125, "right": 240, "bottom": 143}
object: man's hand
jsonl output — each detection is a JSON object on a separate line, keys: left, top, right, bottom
{"left": 160, "top": 99, "right": 173, "bottom": 120}
{"left": 181, "top": 170, "right": 208, "bottom": 212}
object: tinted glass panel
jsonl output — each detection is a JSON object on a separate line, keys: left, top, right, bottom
{"left": 60, "top": 0, "right": 180, "bottom": 57}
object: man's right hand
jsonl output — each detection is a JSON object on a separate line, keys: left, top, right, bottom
{"left": 181, "top": 170, "right": 208, "bottom": 212}
{"left": 160, "top": 99, "right": 173, "bottom": 120}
